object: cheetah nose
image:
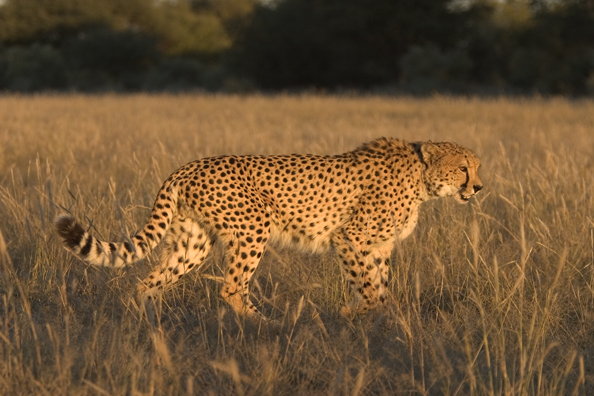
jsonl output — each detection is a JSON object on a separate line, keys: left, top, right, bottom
{"left": 473, "top": 185, "right": 483, "bottom": 194}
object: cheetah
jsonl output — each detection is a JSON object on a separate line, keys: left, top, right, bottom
{"left": 55, "top": 138, "right": 482, "bottom": 317}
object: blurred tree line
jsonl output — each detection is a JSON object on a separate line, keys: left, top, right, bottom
{"left": 0, "top": 0, "right": 592, "bottom": 95}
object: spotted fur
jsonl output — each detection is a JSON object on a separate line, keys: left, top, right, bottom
{"left": 55, "top": 138, "right": 482, "bottom": 317}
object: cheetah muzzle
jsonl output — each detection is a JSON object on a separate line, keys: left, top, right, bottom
{"left": 55, "top": 138, "right": 482, "bottom": 318}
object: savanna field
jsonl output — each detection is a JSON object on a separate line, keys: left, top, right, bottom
{"left": 1, "top": 94, "right": 594, "bottom": 395}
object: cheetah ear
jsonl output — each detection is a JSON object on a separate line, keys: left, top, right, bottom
{"left": 420, "top": 142, "right": 442, "bottom": 165}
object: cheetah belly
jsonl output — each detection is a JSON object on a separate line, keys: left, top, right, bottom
{"left": 266, "top": 204, "right": 351, "bottom": 253}
{"left": 268, "top": 218, "right": 339, "bottom": 253}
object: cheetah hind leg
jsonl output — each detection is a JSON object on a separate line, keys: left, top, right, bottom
{"left": 219, "top": 231, "right": 270, "bottom": 320}
{"left": 138, "top": 216, "right": 212, "bottom": 307}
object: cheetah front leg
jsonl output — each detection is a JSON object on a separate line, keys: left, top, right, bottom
{"left": 369, "top": 245, "right": 392, "bottom": 308}
{"left": 333, "top": 234, "right": 392, "bottom": 317}
{"left": 139, "top": 216, "right": 212, "bottom": 303}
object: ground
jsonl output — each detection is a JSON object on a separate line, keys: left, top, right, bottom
{"left": 0, "top": 95, "right": 592, "bottom": 395}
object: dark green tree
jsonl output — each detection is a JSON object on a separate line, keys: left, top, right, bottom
{"left": 465, "top": 0, "right": 594, "bottom": 94}
{"left": 228, "top": 0, "right": 469, "bottom": 89}
{"left": 512, "top": 1, "right": 594, "bottom": 94}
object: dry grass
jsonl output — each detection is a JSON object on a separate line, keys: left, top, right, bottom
{"left": 1, "top": 94, "right": 594, "bottom": 395}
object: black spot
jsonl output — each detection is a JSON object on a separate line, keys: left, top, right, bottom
{"left": 124, "top": 242, "right": 135, "bottom": 253}
{"left": 80, "top": 234, "right": 93, "bottom": 257}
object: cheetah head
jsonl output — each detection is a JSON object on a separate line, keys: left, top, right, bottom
{"left": 419, "top": 141, "right": 482, "bottom": 204}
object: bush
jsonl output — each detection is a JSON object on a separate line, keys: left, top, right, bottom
{"left": 63, "top": 28, "right": 159, "bottom": 91}
{"left": 509, "top": 48, "right": 594, "bottom": 95}
{"left": 400, "top": 44, "right": 473, "bottom": 92}
{"left": 507, "top": 48, "right": 547, "bottom": 90}
{"left": 2, "top": 44, "right": 68, "bottom": 92}
{"left": 143, "top": 58, "right": 206, "bottom": 92}
{"left": 0, "top": 50, "right": 8, "bottom": 89}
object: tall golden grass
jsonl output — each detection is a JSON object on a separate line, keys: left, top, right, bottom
{"left": 1, "top": 94, "right": 593, "bottom": 395}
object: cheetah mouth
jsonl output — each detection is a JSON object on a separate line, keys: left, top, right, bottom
{"left": 456, "top": 191, "right": 472, "bottom": 204}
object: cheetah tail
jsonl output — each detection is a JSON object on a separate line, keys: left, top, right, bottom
{"left": 55, "top": 184, "right": 178, "bottom": 268}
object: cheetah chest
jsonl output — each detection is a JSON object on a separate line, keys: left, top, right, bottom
{"left": 397, "top": 206, "right": 420, "bottom": 241}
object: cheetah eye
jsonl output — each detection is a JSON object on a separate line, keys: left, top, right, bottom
{"left": 459, "top": 166, "right": 468, "bottom": 173}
